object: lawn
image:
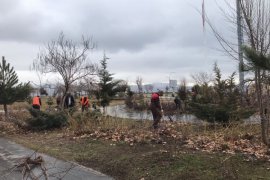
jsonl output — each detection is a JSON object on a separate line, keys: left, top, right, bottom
{"left": 6, "top": 113, "right": 270, "bottom": 180}
{"left": 1, "top": 99, "right": 269, "bottom": 179}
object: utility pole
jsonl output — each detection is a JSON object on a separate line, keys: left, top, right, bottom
{"left": 236, "top": 0, "right": 244, "bottom": 96}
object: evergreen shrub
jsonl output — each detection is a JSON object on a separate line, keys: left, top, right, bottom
{"left": 27, "top": 108, "right": 68, "bottom": 130}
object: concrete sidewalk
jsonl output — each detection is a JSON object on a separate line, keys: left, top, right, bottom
{"left": 0, "top": 137, "right": 113, "bottom": 180}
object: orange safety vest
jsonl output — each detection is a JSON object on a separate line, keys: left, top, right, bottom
{"left": 84, "top": 98, "right": 89, "bottom": 106}
{"left": 81, "top": 97, "right": 89, "bottom": 106}
{"left": 80, "top": 97, "right": 84, "bottom": 105}
{"left": 32, "top": 96, "right": 40, "bottom": 106}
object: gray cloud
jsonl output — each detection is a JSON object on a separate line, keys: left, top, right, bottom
{"left": 0, "top": 0, "right": 239, "bottom": 84}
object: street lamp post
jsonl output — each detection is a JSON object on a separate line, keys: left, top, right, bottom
{"left": 236, "top": 0, "right": 244, "bottom": 97}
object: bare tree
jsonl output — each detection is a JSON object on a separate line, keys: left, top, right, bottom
{"left": 207, "top": 0, "right": 270, "bottom": 146}
{"left": 234, "top": 0, "right": 270, "bottom": 146}
{"left": 79, "top": 76, "right": 99, "bottom": 97}
{"left": 206, "top": 0, "right": 270, "bottom": 62}
{"left": 52, "top": 82, "right": 65, "bottom": 97}
{"left": 191, "top": 72, "right": 213, "bottom": 86}
{"left": 136, "top": 76, "right": 143, "bottom": 94}
{"left": 29, "top": 65, "right": 44, "bottom": 90}
{"left": 33, "top": 32, "right": 97, "bottom": 108}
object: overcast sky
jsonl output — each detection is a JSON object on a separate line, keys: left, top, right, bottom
{"left": 0, "top": 0, "right": 239, "bottom": 85}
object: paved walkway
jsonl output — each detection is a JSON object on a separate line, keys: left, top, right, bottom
{"left": 0, "top": 137, "right": 113, "bottom": 180}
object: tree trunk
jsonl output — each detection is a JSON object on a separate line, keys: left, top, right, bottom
{"left": 61, "top": 94, "right": 67, "bottom": 110}
{"left": 261, "top": 115, "right": 269, "bottom": 145}
{"left": 3, "top": 104, "right": 8, "bottom": 118}
{"left": 60, "top": 83, "right": 69, "bottom": 110}
{"left": 266, "top": 84, "right": 270, "bottom": 147}
{"left": 256, "top": 69, "right": 269, "bottom": 145}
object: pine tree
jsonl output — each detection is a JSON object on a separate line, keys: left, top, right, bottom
{"left": 0, "top": 56, "right": 31, "bottom": 117}
{"left": 96, "top": 53, "right": 127, "bottom": 110}
{"left": 243, "top": 46, "right": 270, "bottom": 146}
{"left": 189, "top": 63, "right": 250, "bottom": 123}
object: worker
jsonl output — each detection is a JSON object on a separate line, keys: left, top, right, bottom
{"left": 80, "top": 96, "right": 89, "bottom": 112}
{"left": 150, "top": 91, "right": 163, "bottom": 129}
{"left": 32, "top": 95, "right": 42, "bottom": 110}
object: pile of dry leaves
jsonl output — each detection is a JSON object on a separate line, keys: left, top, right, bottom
{"left": 70, "top": 122, "right": 270, "bottom": 160}
{"left": 0, "top": 119, "right": 19, "bottom": 135}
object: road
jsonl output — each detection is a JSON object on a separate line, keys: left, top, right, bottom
{"left": 0, "top": 137, "right": 113, "bottom": 180}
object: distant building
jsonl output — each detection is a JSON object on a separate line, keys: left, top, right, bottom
{"left": 169, "top": 80, "right": 177, "bottom": 91}
{"left": 129, "top": 81, "right": 181, "bottom": 93}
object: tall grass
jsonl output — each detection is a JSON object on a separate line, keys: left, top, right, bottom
{"left": 66, "top": 109, "right": 262, "bottom": 145}
{"left": 1, "top": 99, "right": 262, "bottom": 148}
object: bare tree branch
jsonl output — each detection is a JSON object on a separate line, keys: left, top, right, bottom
{"left": 33, "top": 32, "right": 97, "bottom": 108}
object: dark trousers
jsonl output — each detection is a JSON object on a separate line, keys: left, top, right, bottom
{"left": 82, "top": 105, "right": 88, "bottom": 112}
{"left": 151, "top": 111, "right": 162, "bottom": 129}
{"left": 32, "top": 104, "right": 40, "bottom": 110}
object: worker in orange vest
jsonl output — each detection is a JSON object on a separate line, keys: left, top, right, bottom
{"left": 80, "top": 96, "right": 89, "bottom": 112}
{"left": 32, "top": 95, "right": 42, "bottom": 110}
